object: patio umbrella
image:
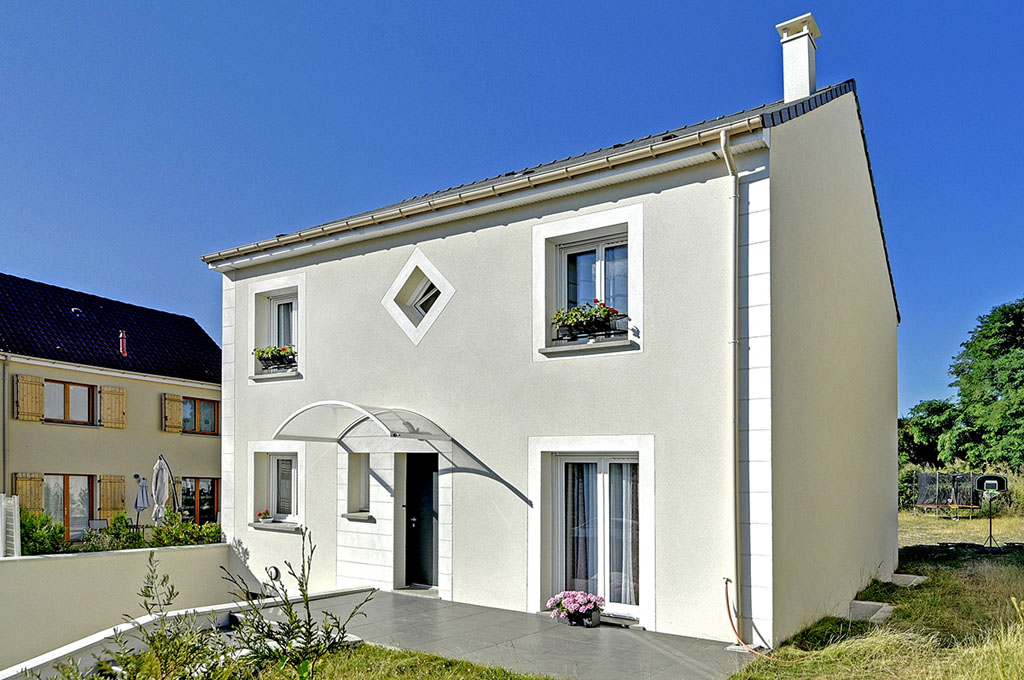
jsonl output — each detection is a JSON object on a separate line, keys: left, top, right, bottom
{"left": 151, "top": 455, "right": 178, "bottom": 525}
{"left": 134, "top": 477, "right": 152, "bottom": 525}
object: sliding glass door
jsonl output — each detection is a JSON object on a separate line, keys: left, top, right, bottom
{"left": 43, "top": 473, "right": 92, "bottom": 540}
{"left": 557, "top": 456, "right": 640, "bottom": 617}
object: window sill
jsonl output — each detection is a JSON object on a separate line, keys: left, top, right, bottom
{"left": 342, "top": 512, "right": 376, "bottom": 523}
{"left": 181, "top": 431, "right": 219, "bottom": 437}
{"left": 538, "top": 337, "right": 638, "bottom": 357}
{"left": 249, "top": 370, "right": 303, "bottom": 382}
{"left": 248, "top": 521, "right": 302, "bottom": 533}
{"left": 42, "top": 420, "right": 99, "bottom": 429}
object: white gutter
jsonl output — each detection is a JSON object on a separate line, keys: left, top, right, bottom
{"left": 3, "top": 353, "right": 220, "bottom": 391}
{"left": 719, "top": 129, "right": 743, "bottom": 638}
{"left": 202, "top": 116, "right": 763, "bottom": 268}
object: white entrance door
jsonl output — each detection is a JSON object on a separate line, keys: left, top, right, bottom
{"left": 555, "top": 455, "right": 640, "bottom": 618}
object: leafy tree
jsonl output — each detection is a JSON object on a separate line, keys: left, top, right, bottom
{"left": 944, "top": 297, "right": 1024, "bottom": 467}
{"left": 898, "top": 399, "right": 958, "bottom": 467}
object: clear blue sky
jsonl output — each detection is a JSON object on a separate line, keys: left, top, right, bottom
{"left": 2, "top": 2, "right": 1021, "bottom": 414}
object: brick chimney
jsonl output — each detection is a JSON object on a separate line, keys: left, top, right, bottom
{"left": 776, "top": 13, "right": 821, "bottom": 103}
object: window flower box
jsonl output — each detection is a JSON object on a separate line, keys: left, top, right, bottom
{"left": 253, "top": 345, "right": 297, "bottom": 371}
{"left": 552, "top": 301, "right": 628, "bottom": 342}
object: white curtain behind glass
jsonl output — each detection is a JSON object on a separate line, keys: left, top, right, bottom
{"left": 604, "top": 244, "right": 628, "bottom": 314}
{"left": 609, "top": 462, "right": 639, "bottom": 605}
{"left": 565, "top": 462, "right": 598, "bottom": 592}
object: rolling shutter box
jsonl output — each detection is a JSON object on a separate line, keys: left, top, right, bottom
{"left": 11, "top": 473, "right": 44, "bottom": 514}
{"left": 14, "top": 375, "right": 44, "bottom": 421}
{"left": 162, "top": 393, "right": 182, "bottom": 433}
{"left": 100, "top": 386, "right": 127, "bottom": 429}
{"left": 97, "top": 475, "right": 126, "bottom": 522}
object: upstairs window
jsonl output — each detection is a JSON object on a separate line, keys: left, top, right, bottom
{"left": 43, "top": 380, "right": 95, "bottom": 425}
{"left": 250, "top": 278, "right": 302, "bottom": 377}
{"left": 560, "top": 237, "right": 628, "bottom": 315}
{"left": 532, "top": 203, "right": 643, "bottom": 357}
{"left": 412, "top": 281, "right": 441, "bottom": 320}
{"left": 271, "top": 295, "right": 296, "bottom": 347}
{"left": 181, "top": 397, "right": 219, "bottom": 435}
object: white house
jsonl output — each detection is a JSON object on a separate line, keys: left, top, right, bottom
{"left": 203, "top": 13, "right": 898, "bottom": 648}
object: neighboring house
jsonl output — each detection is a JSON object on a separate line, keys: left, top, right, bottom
{"left": 0, "top": 273, "right": 222, "bottom": 538}
{"left": 202, "top": 14, "right": 898, "bottom": 647}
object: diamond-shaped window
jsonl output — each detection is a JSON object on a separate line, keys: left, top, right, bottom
{"left": 381, "top": 248, "right": 455, "bottom": 345}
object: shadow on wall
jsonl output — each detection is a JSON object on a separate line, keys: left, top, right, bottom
{"left": 438, "top": 439, "right": 532, "bottom": 507}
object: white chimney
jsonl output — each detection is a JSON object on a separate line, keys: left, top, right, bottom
{"left": 776, "top": 13, "right": 821, "bottom": 103}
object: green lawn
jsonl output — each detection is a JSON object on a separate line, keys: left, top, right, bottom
{"left": 728, "top": 513, "right": 1024, "bottom": 679}
{"left": 260, "top": 645, "right": 554, "bottom": 679}
{"left": 899, "top": 510, "right": 1024, "bottom": 547}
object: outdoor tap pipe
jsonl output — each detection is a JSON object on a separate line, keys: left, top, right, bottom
{"left": 719, "top": 129, "right": 743, "bottom": 639}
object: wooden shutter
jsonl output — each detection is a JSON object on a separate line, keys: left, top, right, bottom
{"left": 14, "top": 375, "right": 44, "bottom": 421}
{"left": 173, "top": 477, "right": 183, "bottom": 515}
{"left": 100, "top": 386, "right": 127, "bottom": 429}
{"left": 162, "top": 393, "right": 182, "bottom": 433}
{"left": 11, "top": 473, "right": 44, "bottom": 514}
{"left": 96, "top": 475, "right": 125, "bottom": 522}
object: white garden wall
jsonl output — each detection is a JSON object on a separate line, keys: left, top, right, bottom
{"left": 0, "top": 544, "right": 236, "bottom": 670}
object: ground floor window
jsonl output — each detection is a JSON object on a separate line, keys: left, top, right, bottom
{"left": 557, "top": 456, "right": 640, "bottom": 613}
{"left": 179, "top": 477, "right": 219, "bottom": 524}
{"left": 270, "top": 454, "right": 298, "bottom": 521}
{"left": 43, "top": 473, "right": 93, "bottom": 540}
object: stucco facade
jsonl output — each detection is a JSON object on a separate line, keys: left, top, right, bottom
{"left": 3, "top": 356, "right": 222, "bottom": 529}
{"left": 209, "top": 81, "right": 897, "bottom": 646}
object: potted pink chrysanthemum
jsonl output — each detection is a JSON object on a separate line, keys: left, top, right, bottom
{"left": 546, "top": 590, "right": 604, "bottom": 627}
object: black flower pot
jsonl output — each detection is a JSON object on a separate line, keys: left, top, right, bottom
{"left": 257, "top": 354, "right": 297, "bottom": 371}
{"left": 555, "top": 314, "right": 627, "bottom": 341}
{"left": 565, "top": 610, "right": 600, "bottom": 627}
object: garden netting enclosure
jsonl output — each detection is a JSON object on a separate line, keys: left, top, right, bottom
{"left": 915, "top": 471, "right": 983, "bottom": 517}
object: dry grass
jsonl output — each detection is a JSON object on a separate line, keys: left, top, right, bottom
{"left": 730, "top": 539, "right": 1024, "bottom": 679}
{"left": 899, "top": 510, "right": 1024, "bottom": 548}
{"left": 730, "top": 626, "right": 1024, "bottom": 680}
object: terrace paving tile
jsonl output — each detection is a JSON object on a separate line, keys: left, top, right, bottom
{"left": 316, "top": 591, "right": 750, "bottom": 679}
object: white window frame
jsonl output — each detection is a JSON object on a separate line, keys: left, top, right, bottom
{"left": 247, "top": 274, "right": 305, "bottom": 381}
{"left": 532, "top": 203, "right": 643, "bottom": 359}
{"left": 247, "top": 440, "right": 305, "bottom": 529}
{"left": 381, "top": 248, "right": 456, "bottom": 346}
{"left": 346, "top": 452, "right": 371, "bottom": 514}
{"left": 553, "top": 454, "right": 641, "bottom": 619}
{"left": 269, "top": 295, "right": 297, "bottom": 348}
{"left": 527, "top": 434, "right": 655, "bottom": 628}
{"left": 557, "top": 235, "right": 628, "bottom": 313}
{"left": 269, "top": 453, "right": 299, "bottom": 521}
{"left": 411, "top": 279, "right": 441, "bottom": 321}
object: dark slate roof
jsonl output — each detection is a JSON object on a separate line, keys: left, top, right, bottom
{"left": 0, "top": 272, "right": 221, "bottom": 384}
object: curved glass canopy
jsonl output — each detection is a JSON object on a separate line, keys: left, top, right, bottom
{"left": 272, "top": 400, "right": 451, "bottom": 446}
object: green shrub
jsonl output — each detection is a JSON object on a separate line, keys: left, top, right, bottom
{"left": 79, "top": 512, "right": 147, "bottom": 552}
{"left": 222, "top": 528, "right": 373, "bottom": 678}
{"left": 20, "top": 512, "right": 69, "bottom": 555}
{"left": 148, "top": 511, "right": 221, "bottom": 547}
{"left": 899, "top": 464, "right": 928, "bottom": 510}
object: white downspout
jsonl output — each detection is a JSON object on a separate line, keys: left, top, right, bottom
{"left": 719, "top": 129, "right": 743, "bottom": 638}
{"left": 2, "top": 354, "right": 8, "bottom": 494}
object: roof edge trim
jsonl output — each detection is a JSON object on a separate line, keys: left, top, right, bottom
{"left": 203, "top": 80, "right": 857, "bottom": 269}
{"left": 202, "top": 116, "right": 763, "bottom": 267}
